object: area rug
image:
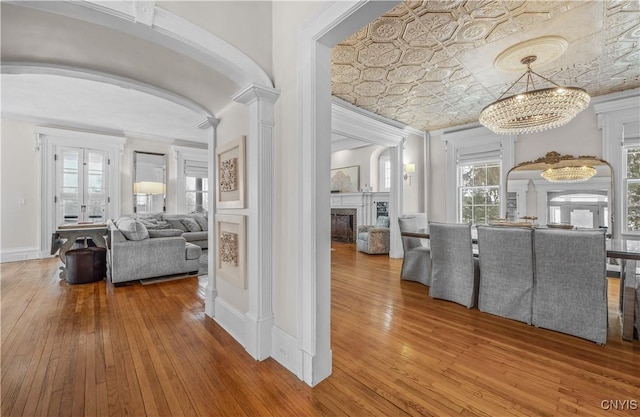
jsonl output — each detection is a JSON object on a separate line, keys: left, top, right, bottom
{"left": 139, "top": 250, "right": 208, "bottom": 285}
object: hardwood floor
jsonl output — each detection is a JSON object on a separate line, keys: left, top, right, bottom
{"left": 2, "top": 244, "right": 639, "bottom": 416}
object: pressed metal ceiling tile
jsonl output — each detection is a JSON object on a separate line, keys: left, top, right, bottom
{"left": 331, "top": 0, "right": 640, "bottom": 132}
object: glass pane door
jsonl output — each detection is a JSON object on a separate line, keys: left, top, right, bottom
{"left": 58, "top": 148, "right": 82, "bottom": 224}
{"left": 57, "top": 147, "right": 108, "bottom": 225}
{"left": 86, "top": 150, "right": 107, "bottom": 222}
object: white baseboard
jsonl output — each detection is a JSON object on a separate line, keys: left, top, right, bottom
{"left": 0, "top": 247, "right": 42, "bottom": 263}
{"left": 214, "top": 297, "right": 246, "bottom": 348}
{"left": 271, "top": 326, "right": 304, "bottom": 380}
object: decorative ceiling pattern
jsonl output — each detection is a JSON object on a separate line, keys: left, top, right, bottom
{"left": 331, "top": 0, "right": 640, "bottom": 132}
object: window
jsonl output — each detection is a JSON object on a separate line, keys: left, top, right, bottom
{"left": 185, "top": 160, "right": 208, "bottom": 214}
{"left": 442, "top": 127, "right": 515, "bottom": 223}
{"left": 624, "top": 146, "right": 640, "bottom": 232}
{"left": 379, "top": 151, "right": 390, "bottom": 191}
{"left": 459, "top": 162, "right": 500, "bottom": 224}
{"left": 173, "top": 145, "right": 208, "bottom": 214}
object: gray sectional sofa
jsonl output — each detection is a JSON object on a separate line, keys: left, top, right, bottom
{"left": 107, "top": 213, "right": 209, "bottom": 284}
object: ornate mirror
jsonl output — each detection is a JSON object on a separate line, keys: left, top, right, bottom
{"left": 133, "top": 151, "right": 166, "bottom": 213}
{"left": 505, "top": 151, "right": 614, "bottom": 235}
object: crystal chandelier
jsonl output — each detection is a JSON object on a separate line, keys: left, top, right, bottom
{"left": 479, "top": 56, "right": 591, "bottom": 135}
{"left": 540, "top": 166, "right": 596, "bottom": 183}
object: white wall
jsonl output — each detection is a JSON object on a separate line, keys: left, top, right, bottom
{"left": 158, "top": 1, "right": 273, "bottom": 81}
{"left": 216, "top": 101, "right": 250, "bottom": 314}
{"left": 0, "top": 118, "right": 41, "bottom": 260}
{"left": 402, "top": 132, "right": 424, "bottom": 214}
{"left": 0, "top": 117, "right": 208, "bottom": 260}
{"left": 331, "top": 145, "right": 384, "bottom": 191}
{"left": 427, "top": 104, "right": 605, "bottom": 222}
{"left": 272, "top": 0, "right": 327, "bottom": 338}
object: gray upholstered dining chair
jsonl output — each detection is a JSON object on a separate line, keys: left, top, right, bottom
{"left": 429, "top": 222, "right": 479, "bottom": 308}
{"left": 476, "top": 226, "right": 534, "bottom": 324}
{"left": 532, "top": 228, "right": 608, "bottom": 344}
{"left": 398, "top": 216, "right": 431, "bottom": 286}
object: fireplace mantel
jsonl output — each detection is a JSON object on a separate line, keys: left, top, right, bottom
{"left": 330, "top": 192, "right": 389, "bottom": 233}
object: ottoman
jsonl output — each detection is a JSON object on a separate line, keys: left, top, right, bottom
{"left": 65, "top": 247, "right": 107, "bottom": 284}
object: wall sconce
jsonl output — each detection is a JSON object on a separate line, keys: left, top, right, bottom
{"left": 404, "top": 163, "right": 415, "bottom": 185}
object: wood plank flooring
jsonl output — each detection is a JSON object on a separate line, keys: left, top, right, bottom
{"left": 2, "top": 243, "right": 639, "bottom": 416}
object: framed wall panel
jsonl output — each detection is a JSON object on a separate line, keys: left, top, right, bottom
{"left": 216, "top": 136, "right": 245, "bottom": 209}
{"left": 215, "top": 214, "right": 246, "bottom": 288}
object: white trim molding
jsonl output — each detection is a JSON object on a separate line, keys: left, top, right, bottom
{"left": 298, "top": 0, "right": 402, "bottom": 387}
{"left": 0, "top": 246, "right": 41, "bottom": 263}
{"left": 595, "top": 89, "right": 640, "bottom": 239}
{"left": 233, "top": 83, "right": 280, "bottom": 361}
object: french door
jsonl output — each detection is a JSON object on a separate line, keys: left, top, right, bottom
{"left": 56, "top": 147, "right": 109, "bottom": 224}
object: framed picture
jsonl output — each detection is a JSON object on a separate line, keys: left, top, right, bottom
{"left": 331, "top": 165, "right": 360, "bottom": 193}
{"left": 215, "top": 214, "right": 246, "bottom": 288}
{"left": 216, "top": 136, "right": 245, "bottom": 209}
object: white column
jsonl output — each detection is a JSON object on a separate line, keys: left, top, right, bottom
{"left": 233, "top": 83, "right": 280, "bottom": 360}
{"left": 201, "top": 117, "right": 220, "bottom": 318}
{"left": 389, "top": 143, "right": 404, "bottom": 258}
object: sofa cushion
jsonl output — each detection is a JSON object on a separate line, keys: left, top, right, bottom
{"left": 167, "top": 219, "right": 188, "bottom": 232}
{"left": 116, "top": 218, "right": 149, "bottom": 241}
{"left": 148, "top": 229, "right": 184, "bottom": 238}
{"left": 137, "top": 212, "right": 164, "bottom": 222}
{"left": 358, "top": 232, "right": 369, "bottom": 242}
{"left": 183, "top": 231, "right": 208, "bottom": 242}
{"left": 137, "top": 217, "right": 170, "bottom": 230}
{"left": 185, "top": 242, "right": 202, "bottom": 260}
{"left": 181, "top": 217, "right": 202, "bottom": 232}
{"left": 194, "top": 215, "right": 208, "bottom": 231}
{"left": 375, "top": 216, "right": 390, "bottom": 228}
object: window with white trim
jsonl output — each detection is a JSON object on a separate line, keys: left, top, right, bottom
{"left": 379, "top": 151, "right": 391, "bottom": 191}
{"left": 442, "top": 127, "right": 515, "bottom": 223}
{"left": 173, "top": 145, "right": 208, "bottom": 214}
{"left": 459, "top": 162, "right": 501, "bottom": 224}
{"left": 184, "top": 159, "right": 208, "bottom": 214}
{"left": 624, "top": 145, "right": 640, "bottom": 232}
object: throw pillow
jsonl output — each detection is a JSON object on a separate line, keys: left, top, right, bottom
{"left": 194, "top": 215, "right": 208, "bottom": 231}
{"left": 181, "top": 217, "right": 202, "bottom": 232}
{"left": 148, "top": 229, "right": 184, "bottom": 238}
{"left": 375, "top": 216, "right": 390, "bottom": 228}
{"left": 117, "top": 218, "right": 149, "bottom": 241}
{"left": 167, "top": 219, "right": 188, "bottom": 232}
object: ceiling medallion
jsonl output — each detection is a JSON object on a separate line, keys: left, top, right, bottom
{"left": 479, "top": 38, "right": 591, "bottom": 135}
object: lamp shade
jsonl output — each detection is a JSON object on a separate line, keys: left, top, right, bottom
{"left": 134, "top": 181, "right": 165, "bottom": 195}
{"left": 405, "top": 163, "right": 416, "bottom": 173}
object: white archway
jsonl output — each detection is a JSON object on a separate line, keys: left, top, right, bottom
{"left": 11, "top": 1, "right": 280, "bottom": 362}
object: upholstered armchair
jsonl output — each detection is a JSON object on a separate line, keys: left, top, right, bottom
{"left": 356, "top": 216, "right": 390, "bottom": 255}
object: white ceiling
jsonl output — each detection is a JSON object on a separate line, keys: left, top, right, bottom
{"left": 331, "top": 0, "right": 640, "bottom": 132}
{"left": 0, "top": 3, "right": 234, "bottom": 143}
{"left": 3, "top": 1, "right": 638, "bottom": 144}
{"left": 2, "top": 67, "right": 212, "bottom": 142}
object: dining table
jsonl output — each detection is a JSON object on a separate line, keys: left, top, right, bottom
{"left": 401, "top": 229, "right": 640, "bottom": 341}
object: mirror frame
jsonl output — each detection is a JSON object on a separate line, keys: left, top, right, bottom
{"left": 506, "top": 151, "right": 615, "bottom": 236}
{"left": 133, "top": 151, "right": 167, "bottom": 213}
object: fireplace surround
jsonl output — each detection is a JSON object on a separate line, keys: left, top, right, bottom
{"left": 331, "top": 209, "right": 357, "bottom": 243}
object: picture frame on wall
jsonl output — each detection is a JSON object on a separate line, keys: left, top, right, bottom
{"left": 330, "top": 165, "right": 360, "bottom": 193}
{"left": 216, "top": 136, "right": 246, "bottom": 209}
{"left": 215, "top": 214, "right": 246, "bottom": 289}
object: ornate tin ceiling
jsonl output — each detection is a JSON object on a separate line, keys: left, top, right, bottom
{"left": 331, "top": 0, "right": 640, "bottom": 132}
